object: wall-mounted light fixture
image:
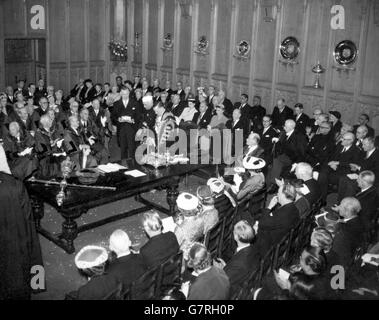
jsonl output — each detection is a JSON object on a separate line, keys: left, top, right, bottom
{"left": 262, "top": 4, "right": 278, "bottom": 22}
{"left": 178, "top": 0, "right": 192, "bottom": 19}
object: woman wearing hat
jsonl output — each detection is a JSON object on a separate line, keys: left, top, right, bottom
{"left": 67, "top": 245, "right": 120, "bottom": 300}
{"left": 221, "top": 156, "right": 266, "bottom": 206}
{"left": 197, "top": 185, "right": 219, "bottom": 233}
{"left": 174, "top": 192, "right": 205, "bottom": 261}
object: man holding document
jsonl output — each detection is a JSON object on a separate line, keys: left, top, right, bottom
{"left": 111, "top": 87, "right": 140, "bottom": 160}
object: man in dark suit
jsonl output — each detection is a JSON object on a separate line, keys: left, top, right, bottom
{"left": 256, "top": 183, "right": 300, "bottom": 255}
{"left": 338, "top": 136, "right": 379, "bottom": 199}
{"left": 318, "top": 132, "right": 363, "bottom": 200}
{"left": 163, "top": 80, "right": 174, "bottom": 101}
{"left": 111, "top": 87, "right": 140, "bottom": 160}
{"left": 271, "top": 99, "right": 293, "bottom": 130}
{"left": 234, "top": 94, "right": 252, "bottom": 121}
{"left": 141, "top": 80, "right": 152, "bottom": 97}
{"left": 107, "top": 230, "right": 147, "bottom": 289}
{"left": 329, "top": 111, "right": 343, "bottom": 140}
{"left": 249, "top": 95, "right": 266, "bottom": 132}
{"left": 220, "top": 220, "right": 260, "bottom": 297}
{"left": 170, "top": 94, "right": 186, "bottom": 118}
{"left": 294, "top": 162, "right": 321, "bottom": 206}
{"left": 218, "top": 90, "right": 234, "bottom": 118}
{"left": 304, "top": 121, "right": 335, "bottom": 171}
{"left": 34, "top": 79, "right": 47, "bottom": 105}
{"left": 132, "top": 75, "right": 142, "bottom": 91}
{"left": 139, "top": 212, "right": 179, "bottom": 269}
{"left": 354, "top": 171, "right": 379, "bottom": 231}
{"left": 267, "top": 119, "right": 307, "bottom": 190}
{"left": 193, "top": 102, "right": 213, "bottom": 130}
{"left": 332, "top": 197, "right": 365, "bottom": 268}
{"left": 80, "top": 79, "right": 97, "bottom": 105}
{"left": 174, "top": 81, "right": 186, "bottom": 101}
{"left": 206, "top": 85, "right": 217, "bottom": 109}
{"left": 258, "top": 115, "right": 279, "bottom": 165}
{"left": 353, "top": 113, "right": 375, "bottom": 138}
{"left": 5, "top": 86, "right": 15, "bottom": 105}
{"left": 14, "top": 80, "right": 28, "bottom": 99}
{"left": 294, "top": 103, "right": 310, "bottom": 135}
{"left": 226, "top": 109, "right": 249, "bottom": 155}
{"left": 35, "top": 96, "right": 50, "bottom": 117}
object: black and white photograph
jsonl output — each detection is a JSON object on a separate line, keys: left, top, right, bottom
{"left": 0, "top": 0, "right": 379, "bottom": 305}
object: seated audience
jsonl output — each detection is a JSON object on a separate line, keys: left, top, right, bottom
{"left": 258, "top": 115, "right": 279, "bottom": 165}
{"left": 197, "top": 185, "right": 219, "bottom": 233}
{"left": 249, "top": 95, "right": 266, "bottom": 133}
{"left": 304, "top": 121, "right": 335, "bottom": 171}
{"left": 294, "top": 103, "right": 310, "bottom": 135}
{"left": 215, "top": 220, "right": 261, "bottom": 297}
{"left": 271, "top": 98, "right": 294, "bottom": 130}
{"left": 331, "top": 197, "right": 365, "bottom": 268}
{"left": 68, "top": 245, "right": 119, "bottom": 300}
{"left": 34, "top": 115, "right": 66, "bottom": 178}
{"left": 183, "top": 243, "right": 230, "bottom": 300}
{"left": 267, "top": 119, "right": 307, "bottom": 192}
{"left": 255, "top": 183, "right": 300, "bottom": 254}
{"left": 256, "top": 246, "right": 331, "bottom": 300}
{"left": 221, "top": 156, "right": 266, "bottom": 207}
{"left": 329, "top": 111, "right": 343, "bottom": 140}
{"left": 294, "top": 162, "right": 321, "bottom": 206}
{"left": 207, "top": 177, "right": 236, "bottom": 213}
{"left": 318, "top": 132, "right": 362, "bottom": 200}
{"left": 139, "top": 211, "right": 179, "bottom": 269}
{"left": 174, "top": 193, "right": 205, "bottom": 261}
{"left": 3, "top": 121, "right": 38, "bottom": 180}
{"left": 353, "top": 113, "right": 375, "bottom": 138}
{"left": 107, "top": 229, "right": 146, "bottom": 289}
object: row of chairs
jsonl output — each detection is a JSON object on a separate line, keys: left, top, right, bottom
{"left": 204, "top": 186, "right": 268, "bottom": 261}
{"left": 100, "top": 251, "right": 183, "bottom": 300}
{"left": 231, "top": 198, "right": 323, "bottom": 300}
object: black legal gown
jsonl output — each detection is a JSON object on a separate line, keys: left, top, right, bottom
{"left": 0, "top": 172, "right": 43, "bottom": 300}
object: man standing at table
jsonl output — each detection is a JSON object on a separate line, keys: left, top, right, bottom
{"left": 111, "top": 87, "right": 140, "bottom": 160}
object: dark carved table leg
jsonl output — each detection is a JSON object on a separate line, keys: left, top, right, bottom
{"left": 166, "top": 179, "right": 179, "bottom": 216}
{"left": 31, "top": 196, "right": 44, "bottom": 228}
{"left": 61, "top": 218, "right": 78, "bottom": 254}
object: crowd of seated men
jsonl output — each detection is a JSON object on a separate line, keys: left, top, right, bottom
{"left": 1, "top": 75, "right": 378, "bottom": 300}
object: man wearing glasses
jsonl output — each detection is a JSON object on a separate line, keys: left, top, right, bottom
{"left": 36, "top": 97, "right": 49, "bottom": 117}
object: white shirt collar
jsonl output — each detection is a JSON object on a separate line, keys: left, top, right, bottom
{"left": 286, "top": 129, "right": 295, "bottom": 137}
{"left": 236, "top": 243, "right": 250, "bottom": 253}
{"left": 367, "top": 148, "right": 376, "bottom": 158}
{"left": 360, "top": 186, "right": 371, "bottom": 193}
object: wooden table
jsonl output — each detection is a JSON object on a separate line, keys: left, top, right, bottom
{"left": 26, "top": 162, "right": 208, "bottom": 254}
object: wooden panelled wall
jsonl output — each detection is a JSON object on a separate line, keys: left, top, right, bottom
{"left": 110, "top": 0, "right": 379, "bottom": 132}
{"left": 0, "top": 0, "right": 111, "bottom": 96}
{"left": 1, "top": 0, "right": 379, "bottom": 132}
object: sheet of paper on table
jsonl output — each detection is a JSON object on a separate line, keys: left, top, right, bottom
{"left": 162, "top": 216, "right": 176, "bottom": 233}
{"left": 97, "top": 163, "right": 128, "bottom": 173}
{"left": 124, "top": 169, "right": 147, "bottom": 178}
